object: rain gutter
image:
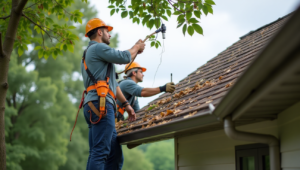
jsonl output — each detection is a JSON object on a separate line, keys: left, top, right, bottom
{"left": 224, "top": 116, "right": 280, "bottom": 170}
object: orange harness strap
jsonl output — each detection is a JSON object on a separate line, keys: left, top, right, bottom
{"left": 117, "top": 105, "right": 125, "bottom": 115}
{"left": 86, "top": 85, "right": 116, "bottom": 100}
{"left": 70, "top": 45, "right": 117, "bottom": 141}
{"left": 70, "top": 90, "right": 86, "bottom": 141}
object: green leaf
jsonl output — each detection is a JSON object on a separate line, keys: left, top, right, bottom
{"left": 43, "top": 3, "right": 48, "bottom": 10}
{"left": 198, "top": 3, "right": 203, "bottom": 10}
{"left": 173, "top": 11, "right": 181, "bottom": 15}
{"left": 142, "top": 15, "right": 151, "bottom": 25}
{"left": 108, "top": 5, "right": 115, "bottom": 8}
{"left": 177, "top": 22, "right": 184, "bottom": 28}
{"left": 182, "top": 24, "right": 187, "bottom": 36}
{"left": 68, "top": 26, "right": 76, "bottom": 29}
{"left": 147, "top": 104, "right": 157, "bottom": 111}
{"left": 34, "top": 46, "right": 42, "bottom": 50}
{"left": 67, "top": 44, "right": 74, "bottom": 53}
{"left": 192, "top": 24, "right": 203, "bottom": 35}
{"left": 18, "top": 48, "right": 23, "bottom": 56}
{"left": 178, "top": 18, "right": 185, "bottom": 24}
{"left": 148, "top": 19, "right": 155, "bottom": 29}
{"left": 205, "top": 0, "right": 216, "bottom": 5}
{"left": 63, "top": 44, "right": 67, "bottom": 51}
{"left": 167, "top": 10, "right": 171, "bottom": 17}
{"left": 194, "top": 11, "right": 201, "bottom": 18}
{"left": 161, "top": 16, "right": 168, "bottom": 21}
{"left": 206, "top": 4, "right": 213, "bottom": 14}
{"left": 38, "top": 50, "right": 43, "bottom": 58}
{"left": 110, "top": 9, "right": 115, "bottom": 16}
{"left": 60, "top": 44, "right": 64, "bottom": 50}
{"left": 155, "top": 18, "right": 161, "bottom": 29}
{"left": 202, "top": 6, "right": 208, "bottom": 15}
{"left": 177, "top": 14, "right": 184, "bottom": 22}
{"left": 189, "top": 18, "right": 199, "bottom": 24}
{"left": 133, "top": 17, "right": 138, "bottom": 23}
{"left": 151, "top": 41, "right": 155, "bottom": 47}
{"left": 44, "top": 51, "right": 49, "bottom": 60}
{"left": 121, "top": 11, "right": 128, "bottom": 18}
{"left": 129, "top": 11, "right": 133, "bottom": 18}
{"left": 187, "top": 25, "right": 194, "bottom": 36}
{"left": 155, "top": 43, "right": 159, "bottom": 48}
{"left": 157, "top": 41, "right": 161, "bottom": 46}
{"left": 186, "top": 12, "right": 192, "bottom": 21}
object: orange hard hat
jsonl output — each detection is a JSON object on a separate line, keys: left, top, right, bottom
{"left": 85, "top": 18, "right": 113, "bottom": 37}
{"left": 125, "top": 62, "right": 147, "bottom": 74}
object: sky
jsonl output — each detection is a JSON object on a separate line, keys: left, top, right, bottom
{"left": 89, "top": 0, "right": 300, "bottom": 108}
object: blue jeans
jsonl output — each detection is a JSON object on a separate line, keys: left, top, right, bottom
{"left": 83, "top": 101, "right": 124, "bottom": 170}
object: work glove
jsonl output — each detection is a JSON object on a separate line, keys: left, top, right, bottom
{"left": 159, "top": 82, "right": 175, "bottom": 93}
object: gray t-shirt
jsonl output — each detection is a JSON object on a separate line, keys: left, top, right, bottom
{"left": 81, "top": 41, "right": 131, "bottom": 108}
{"left": 116, "top": 77, "right": 144, "bottom": 112}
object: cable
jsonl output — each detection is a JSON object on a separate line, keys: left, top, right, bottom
{"left": 152, "top": 39, "right": 165, "bottom": 86}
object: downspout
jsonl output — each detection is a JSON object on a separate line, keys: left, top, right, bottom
{"left": 224, "top": 116, "right": 280, "bottom": 170}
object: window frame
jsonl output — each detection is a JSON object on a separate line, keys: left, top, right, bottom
{"left": 235, "top": 143, "right": 270, "bottom": 170}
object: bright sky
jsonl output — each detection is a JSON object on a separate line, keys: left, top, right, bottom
{"left": 89, "top": 0, "right": 300, "bottom": 108}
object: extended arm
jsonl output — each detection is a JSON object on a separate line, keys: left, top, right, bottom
{"left": 141, "top": 87, "right": 161, "bottom": 97}
{"left": 141, "top": 82, "right": 176, "bottom": 97}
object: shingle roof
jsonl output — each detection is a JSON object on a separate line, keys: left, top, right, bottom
{"left": 116, "top": 14, "right": 290, "bottom": 137}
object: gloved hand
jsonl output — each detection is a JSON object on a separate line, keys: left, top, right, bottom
{"left": 159, "top": 82, "right": 175, "bottom": 93}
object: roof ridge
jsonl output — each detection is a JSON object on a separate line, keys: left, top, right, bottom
{"left": 239, "top": 12, "right": 293, "bottom": 40}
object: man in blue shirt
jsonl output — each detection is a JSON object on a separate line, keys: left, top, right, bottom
{"left": 116, "top": 62, "right": 175, "bottom": 120}
{"left": 81, "top": 18, "right": 145, "bottom": 170}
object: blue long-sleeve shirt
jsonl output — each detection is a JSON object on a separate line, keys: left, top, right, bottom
{"left": 81, "top": 41, "right": 131, "bottom": 108}
{"left": 116, "top": 77, "right": 144, "bottom": 113}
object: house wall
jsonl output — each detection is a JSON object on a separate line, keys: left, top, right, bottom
{"left": 278, "top": 101, "right": 300, "bottom": 169}
{"left": 175, "top": 101, "right": 300, "bottom": 170}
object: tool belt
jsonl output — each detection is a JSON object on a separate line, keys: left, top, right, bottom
{"left": 70, "top": 45, "right": 116, "bottom": 141}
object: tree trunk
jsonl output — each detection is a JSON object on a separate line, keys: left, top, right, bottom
{"left": 0, "top": 0, "right": 28, "bottom": 169}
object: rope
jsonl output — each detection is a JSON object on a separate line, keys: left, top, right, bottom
{"left": 152, "top": 39, "right": 165, "bottom": 86}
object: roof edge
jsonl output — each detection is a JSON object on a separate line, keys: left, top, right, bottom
{"left": 213, "top": 5, "right": 300, "bottom": 119}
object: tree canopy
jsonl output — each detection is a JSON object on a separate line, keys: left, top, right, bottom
{"left": 108, "top": 0, "right": 215, "bottom": 36}
{"left": 0, "top": 0, "right": 212, "bottom": 169}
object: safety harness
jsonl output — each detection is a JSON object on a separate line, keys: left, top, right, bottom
{"left": 70, "top": 46, "right": 116, "bottom": 141}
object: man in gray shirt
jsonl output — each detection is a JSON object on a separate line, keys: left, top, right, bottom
{"left": 81, "top": 18, "right": 145, "bottom": 170}
{"left": 116, "top": 62, "right": 175, "bottom": 121}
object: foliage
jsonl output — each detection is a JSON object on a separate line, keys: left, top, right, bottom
{"left": 122, "top": 146, "right": 154, "bottom": 170}
{"left": 108, "top": 0, "right": 215, "bottom": 38}
{"left": 145, "top": 140, "right": 174, "bottom": 170}
{"left": 0, "top": 0, "right": 86, "bottom": 60}
{"left": 4, "top": 0, "right": 119, "bottom": 170}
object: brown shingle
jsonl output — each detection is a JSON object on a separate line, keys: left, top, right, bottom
{"left": 116, "top": 15, "right": 290, "bottom": 136}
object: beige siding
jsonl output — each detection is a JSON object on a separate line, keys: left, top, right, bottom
{"left": 176, "top": 120, "right": 278, "bottom": 170}
{"left": 278, "top": 101, "right": 300, "bottom": 169}
{"left": 175, "top": 101, "right": 300, "bottom": 170}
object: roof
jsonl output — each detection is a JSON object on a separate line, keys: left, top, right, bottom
{"left": 116, "top": 10, "right": 298, "bottom": 146}
{"left": 213, "top": 7, "right": 300, "bottom": 121}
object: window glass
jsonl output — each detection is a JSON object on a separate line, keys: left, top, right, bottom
{"left": 241, "top": 157, "right": 255, "bottom": 170}
{"left": 263, "top": 155, "right": 270, "bottom": 170}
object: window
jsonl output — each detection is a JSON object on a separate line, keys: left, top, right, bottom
{"left": 235, "top": 144, "right": 270, "bottom": 170}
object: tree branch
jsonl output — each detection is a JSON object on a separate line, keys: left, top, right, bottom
{"left": 24, "top": 2, "right": 41, "bottom": 10}
{"left": 15, "top": 0, "right": 29, "bottom": 14}
{"left": 41, "top": 31, "right": 45, "bottom": 48}
{"left": 22, "top": 13, "right": 53, "bottom": 42}
{"left": 0, "top": 15, "right": 10, "bottom": 20}
{"left": 0, "top": 32, "right": 3, "bottom": 58}
{"left": 53, "top": 0, "right": 73, "bottom": 16}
